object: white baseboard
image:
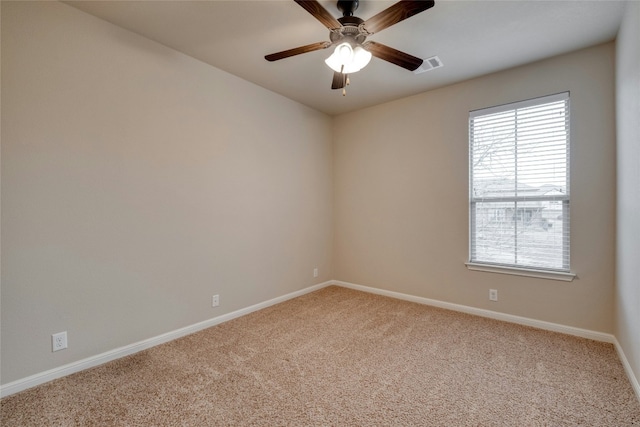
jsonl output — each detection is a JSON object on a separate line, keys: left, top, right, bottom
{"left": 613, "top": 337, "right": 640, "bottom": 402}
{"left": 0, "top": 281, "right": 333, "bottom": 398}
{"left": 332, "top": 280, "right": 614, "bottom": 343}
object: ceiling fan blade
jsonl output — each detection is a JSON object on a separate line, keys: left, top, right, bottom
{"left": 363, "top": 0, "right": 434, "bottom": 35}
{"left": 331, "top": 71, "right": 345, "bottom": 90}
{"left": 364, "top": 41, "right": 423, "bottom": 71}
{"left": 265, "top": 41, "right": 331, "bottom": 62}
{"left": 294, "top": 0, "right": 342, "bottom": 30}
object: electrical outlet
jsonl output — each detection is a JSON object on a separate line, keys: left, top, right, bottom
{"left": 212, "top": 294, "right": 219, "bottom": 307}
{"left": 489, "top": 289, "right": 498, "bottom": 302}
{"left": 52, "top": 331, "right": 68, "bottom": 352}
{"left": 313, "top": 268, "right": 318, "bottom": 278}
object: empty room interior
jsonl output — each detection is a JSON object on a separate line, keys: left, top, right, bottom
{"left": 1, "top": 0, "right": 639, "bottom": 425}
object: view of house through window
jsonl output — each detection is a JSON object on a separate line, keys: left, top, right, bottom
{"left": 469, "top": 92, "right": 570, "bottom": 271}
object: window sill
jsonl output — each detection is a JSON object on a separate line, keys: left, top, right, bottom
{"left": 465, "top": 262, "right": 576, "bottom": 282}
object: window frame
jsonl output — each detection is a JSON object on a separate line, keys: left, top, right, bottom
{"left": 466, "top": 92, "right": 575, "bottom": 282}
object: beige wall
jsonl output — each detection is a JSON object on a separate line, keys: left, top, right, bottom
{"left": 1, "top": 0, "right": 630, "bottom": 391}
{"left": 1, "top": 1, "right": 333, "bottom": 384}
{"left": 616, "top": 0, "right": 640, "bottom": 388}
{"left": 334, "top": 43, "right": 616, "bottom": 333}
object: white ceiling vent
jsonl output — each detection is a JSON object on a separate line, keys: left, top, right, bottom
{"left": 413, "top": 56, "right": 443, "bottom": 74}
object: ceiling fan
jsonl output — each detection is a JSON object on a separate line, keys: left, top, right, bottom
{"left": 265, "top": 0, "right": 435, "bottom": 94}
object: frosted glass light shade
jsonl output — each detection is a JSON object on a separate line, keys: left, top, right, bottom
{"left": 325, "top": 42, "right": 372, "bottom": 74}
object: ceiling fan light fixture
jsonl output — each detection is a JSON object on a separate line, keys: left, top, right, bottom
{"left": 325, "top": 41, "right": 371, "bottom": 74}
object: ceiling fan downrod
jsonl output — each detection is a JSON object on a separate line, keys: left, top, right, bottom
{"left": 337, "top": 0, "right": 359, "bottom": 17}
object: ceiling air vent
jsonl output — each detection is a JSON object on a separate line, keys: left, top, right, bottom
{"left": 413, "top": 56, "right": 443, "bottom": 74}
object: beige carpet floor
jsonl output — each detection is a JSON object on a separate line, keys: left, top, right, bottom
{"left": 2, "top": 286, "right": 639, "bottom": 426}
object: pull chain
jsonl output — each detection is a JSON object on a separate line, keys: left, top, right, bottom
{"left": 342, "top": 74, "right": 350, "bottom": 96}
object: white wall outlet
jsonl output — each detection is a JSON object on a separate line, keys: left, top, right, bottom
{"left": 52, "top": 331, "right": 68, "bottom": 352}
{"left": 489, "top": 289, "right": 498, "bottom": 302}
{"left": 212, "top": 294, "right": 219, "bottom": 307}
{"left": 313, "top": 268, "right": 318, "bottom": 278}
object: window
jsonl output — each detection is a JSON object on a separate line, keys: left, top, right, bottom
{"left": 468, "top": 93, "right": 571, "bottom": 277}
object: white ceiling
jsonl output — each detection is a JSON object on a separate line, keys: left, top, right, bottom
{"left": 65, "top": 0, "right": 625, "bottom": 116}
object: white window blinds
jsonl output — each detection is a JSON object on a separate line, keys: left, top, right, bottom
{"left": 469, "top": 92, "right": 570, "bottom": 272}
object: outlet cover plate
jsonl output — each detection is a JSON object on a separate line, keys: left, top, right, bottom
{"left": 52, "top": 331, "right": 68, "bottom": 352}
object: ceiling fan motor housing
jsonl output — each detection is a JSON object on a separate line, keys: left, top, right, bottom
{"left": 331, "top": 0, "right": 368, "bottom": 44}
{"left": 331, "top": 16, "right": 367, "bottom": 44}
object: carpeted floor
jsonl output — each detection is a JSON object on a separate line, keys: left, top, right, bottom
{"left": 2, "top": 286, "right": 639, "bottom": 426}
